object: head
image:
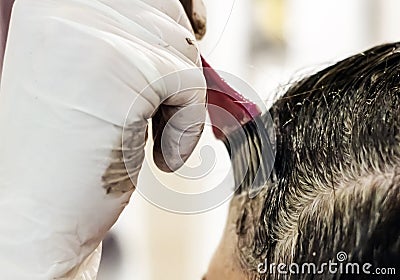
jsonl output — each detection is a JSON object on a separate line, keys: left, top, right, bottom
{"left": 205, "top": 43, "right": 400, "bottom": 279}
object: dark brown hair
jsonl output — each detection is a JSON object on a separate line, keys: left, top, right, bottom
{"left": 233, "top": 43, "right": 400, "bottom": 279}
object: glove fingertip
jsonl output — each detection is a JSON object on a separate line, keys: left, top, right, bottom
{"left": 153, "top": 122, "right": 204, "bottom": 172}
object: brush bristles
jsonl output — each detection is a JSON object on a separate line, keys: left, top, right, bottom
{"left": 223, "top": 115, "right": 275, "bottom": 195}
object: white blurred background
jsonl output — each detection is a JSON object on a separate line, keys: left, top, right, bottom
{"left": 98, "top": 0, "right": 400, "bottom": 279}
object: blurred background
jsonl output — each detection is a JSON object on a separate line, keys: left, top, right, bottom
{"left": 98, "top": 0, "right": 400, "bottom": 279}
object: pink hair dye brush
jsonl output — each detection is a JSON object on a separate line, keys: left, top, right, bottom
{"left": 201, "top": 56, "right": 274, "bottom": 193}
{"left": 201, "top": 56, "right": 261, "bottom": 139}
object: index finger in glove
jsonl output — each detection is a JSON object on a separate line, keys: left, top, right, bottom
{"left": 151, "top": 68, "right": 207, "bottom": 172}
{"left": 0, "top": 0, "right": 14, "bottom": 73}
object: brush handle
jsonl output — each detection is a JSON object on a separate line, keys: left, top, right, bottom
{"left": 201, "top": 56, "right": 261, "bottom": 140}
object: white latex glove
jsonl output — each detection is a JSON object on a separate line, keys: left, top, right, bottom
{"left": 0, "top": 0, "right": 206, "bottom": 279}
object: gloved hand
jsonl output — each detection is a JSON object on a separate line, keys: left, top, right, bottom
{"left": 0, "top": 0, "right": 206, "bottom": 278}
